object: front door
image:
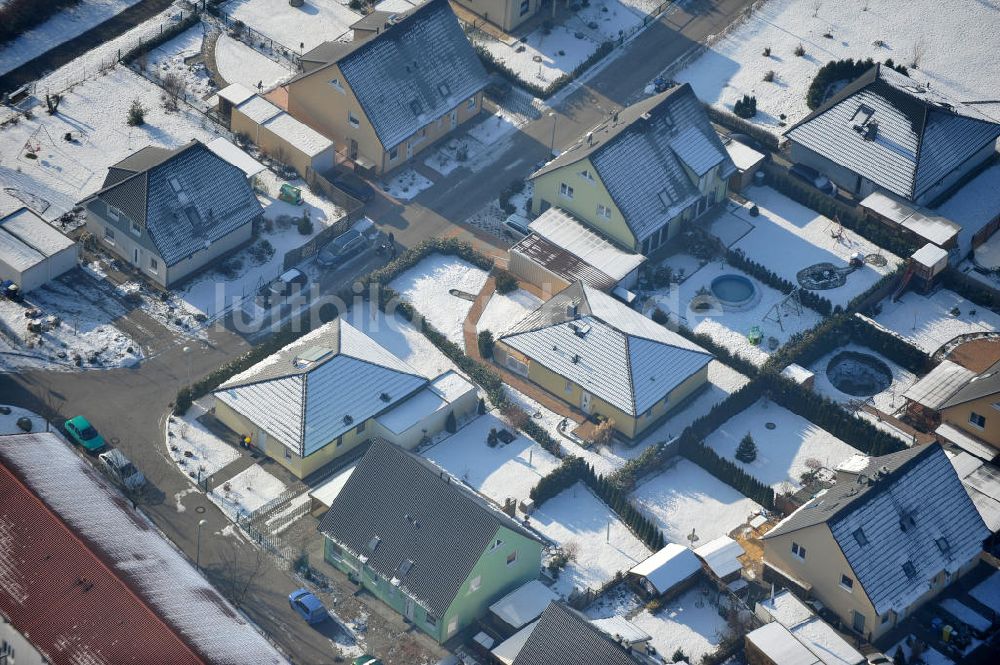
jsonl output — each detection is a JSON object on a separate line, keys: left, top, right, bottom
{"left": 406, "top": 140, "right": 414, "bottom": 159}
{"left": 404, "top": 597, "right": 415, "bottom": 621}
{"left": 852, "top": 610, "right": 865, "bottom": 633}
{"left": 581, "top": 391, "right": 593, "bottom": 413}
{"left": 349, "top": 139, "right": 358, "bottom": 160}
{"left": 133, "top": 247, "right": 140, "bottom": 265}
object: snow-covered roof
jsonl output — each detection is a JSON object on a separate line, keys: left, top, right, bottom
{"left": 375, "top": 370, "right": 474, "bottom": 435}
{"left": 746, "top": 622, "right": 821, "bottom": 665}
{"left": 492, "top": 620, "right": 537, "bottom": 665}
{"left": 506, "top": 602, "right": 640, "bottom": 665}
{"left": 308, "top": 463, "right": 356, "bottom": 508}
{"left": 694, "top": 535, "right": 745, "bottom": 579}
{"left": 216, "top": 319, "right": 428, "bottom": 456}
{"left": 786, "top": 64, "right": 1000, "bottom": 202}
{"left": 628, "top": 543, "right": 701, "bottom": 594}
{"left": 261, "top": 111, "right": 334, "bottom": 158}
{"left": 0, "top": 208, "right": 75, "bottom": 272}
{"left": 912, "top": 242, "right": 949, "bottom": 269}
{"left": 206, "top": 137, "right": 266, "bottom": 178}
{"left": 780, "top": 363, "right": 814, "bottom": 385}
{"left": 0, "top": 432, "right": 287, "bottom": 664}
{"left": 528, "top": 207, "right": 645, "bottom": 282}
{"left": 590, "top": 615, "right": 651, "bottom": 646}
{"left": 510, "top": 233, "right": 619, "bottom": 292}
{"left": 724, "top": 138, "right": 766, "bottom": 172}
{"left": 756, "top": 591, "right": 863, "bottom": 665}
{"left": 859, "top": 191, "right": 959, "bottom": 247}
{"left": 499, "top": 282, "right": 713, "bottom": 416}
{"left": 836, "top": 453, "right": 871, "bottom": 474}
{"left": 935, "top": 163, "right": 1000, "bottom": 257}
{"left": 489, "top": 580, "right": 559, "bottom": 630}
{"left": 937, "top": 422, "right": 998, "bottom": 461}
{"left": 902, "top": 359, "right": 975, "bottom": 409}
{"left": 236, "top": 94, "right": 282, "bottom": 124}
{"left": 532, "top": 84, "right": 736, "bottom": 243}
{"left": 217, "top": 82, "right": 256, "bottom": 106}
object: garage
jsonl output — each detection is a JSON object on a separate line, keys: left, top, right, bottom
{"left": 0, "top": 208, "right": 78, "bottom": 293}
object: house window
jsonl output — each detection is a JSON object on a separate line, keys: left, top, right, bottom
{"left": 852, "top": 528, "right": 868, "bottom": 547}
{"left": 357, "top": 420, "right": 366, "bottom": 435}
{"left": 519, "top": 0, "right": 530, "bottom": 15}
{"left": 489, "top": 538, "right": 504, "bottom": 551}
{"left": 580, "top": 169, "right": 594, "bottom": 183}
{"left": 559, "top": 183, "right": 574, "bottom": 199}
{"left": 881, "top": 612, "right": 891, "bottom": 625}
{"left": 284, "top": 448, "right": 292, "bottom": 460}
{"left": 348, "top": 110, "right": 360, "bottom": 128}
{"left": 426, "top": 612, "right": 437, "bottom": 627}
{"left": 130, "top": 220, "right": 142, "bottom": 237}
{"left": 935, "top": 537, "right": 950, "bottom": 555}
{"left": 506, "top": 550, "right": 517, "bottom": 566}
{"left": 469, "top": 575, "right": 481, "bottom": 593}
{"left": 447, "top": 617, "right": 458, "bottom": 636}
{"left": 791, "top": 542, "right": 806, "bottom": 560}
{"left": 336, "top": 436, "right": 343, "bottom": 447}
{"left": 329, "top": 78, "right": 344, "bottom": 93}
{"left": 467, "top": 97, "right": 476, "bottom": 111}
{"left": 840, "top": 574, "right": 854, "bottom": 591}
{"left": 103, "top": 227, "right": 115, "bottom": 245}
{"left": 107, "top": 206, "right": 120, "bottom": 221}
{"left": 969, "top": 412, "right": 986, "bottom": 429}
{"left": 149, "top": 257, "right": 158, "bottom": 274}
{"left": 564, "top": 380, "right": 574, "bottom": 395}
{"left": 597, "top": 204, "right": 611, "bottom": 220}
{"left": 644, "top": 408, "right": 653, "bottom": 420}
{"left": 389, "top": 145, "right": 399, "bottom": 160}
{"left": 168, "top": 176, "right": 183, "bottom": 193}
{"left": 438, "top": 82, "right": 451, "bottom": 98}
{"left": 899, "top": 511, "right": 916, "bottom": 532}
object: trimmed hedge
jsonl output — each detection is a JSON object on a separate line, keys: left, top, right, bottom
{"left": 941, "top": 268, "right": 998, "bottom": 310}
{"left": 806, "top": 58, "right": 908, "bottom": 110}
{"left": 673, "top": 323, "right": 760, "bottom": 379}
{"left": 703, "top": 104, "right": 780, "bottom": 151}
{"left": 726, "top": 247, "right": 834, "bottom": 316}
{"left": 473, "top": 39, "right": 614, "bottom": 100}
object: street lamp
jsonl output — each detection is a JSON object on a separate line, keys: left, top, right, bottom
{"left": 196, "top": 518, "right": 207, "bottom": 569}
{"left": 182, "top": 346, "right": 192, "bottom": 386}
{"left": 548, "top": 111, "right": 557, "bottom": 156}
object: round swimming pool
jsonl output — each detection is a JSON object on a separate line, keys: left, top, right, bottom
{"left": 711, "top": 274, "right": 758, "bottom": 310}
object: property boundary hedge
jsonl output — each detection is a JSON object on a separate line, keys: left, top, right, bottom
{"left": 941, "top": 268, "right": 998, "bottom": 310}
{"left": 726, "top": 247, "right": 834, "bottom": 316}
{"left": 702, "top": 104, "right": 780, "bottom": 151}
{"left": 473, "top": 39, "right": 614, "bottom": 100}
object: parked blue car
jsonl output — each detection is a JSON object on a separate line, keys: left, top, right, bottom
{"left": 288, "top": 589, "right": 327, "bottom": 624}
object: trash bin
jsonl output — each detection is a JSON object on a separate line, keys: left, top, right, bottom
{"left": 753, "top": 170, "right": 766, "bottom": 186}
{"left": 943, "top": 624, "right": 953, "bottom": 642}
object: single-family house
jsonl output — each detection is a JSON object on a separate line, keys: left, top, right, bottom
{"left": 318, "top": 438, "right": 542, "bottom": 643}
{"left": 494, "top": 281, "right": 713, "bottom": 438}
{"left": 0, "top": 208, "right": 77, "bottom": 293}
{"left": 785, "top": 64, "right": 1000, "bottom": 206}
{"left": 761, "top": 443, "right": 988, "bottom": 641}
{"left": 491, "top": 602, "right": 643, "bottom": 665}
{"left": 213, "top": 318, "right": 476, "bottom": 478}
{"left": 530, "top": 84, "right": 736, "bottom": 255}
{"left": 83, "top": 140, "right": 263, "bottom": 288}
{"left": 283, "top": 0, "right": 489, "bottom": 175}
{"left": 452, "top": 0, "right": 542, "bottom": 32}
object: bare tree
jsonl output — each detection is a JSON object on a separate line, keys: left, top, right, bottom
{"left": 910, "top": 37, "right": 926, "bottom": 69}
{"left": 216, "top": 540, "right": 266, "bottom": 607}
{"left": 812, "top": 1, "right": 822, "bottom": 17}
{"left": 162, "top": 72, "right": 187, "bottom": 112}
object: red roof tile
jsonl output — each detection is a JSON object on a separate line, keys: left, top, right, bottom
{"left": 0, "top": 464, "right": 204, "bottom": 665}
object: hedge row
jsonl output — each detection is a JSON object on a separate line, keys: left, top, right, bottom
{"left": 702, "top": 104, "right": 780, "bottom": 151}
{"left": 673, "top": 323, "right": 760, "bottom": 379}
{"left": 941, "top": 268, "right": 998, "bottom": 310}
{"left": 121, "top": 10, "right": 202, "bottom": 64}
{"left": 726, "top": 247, "right": 834, "bottom": 316}
{"left": 806, "top": 58, "right": 908, "bottom": 110}
{"left": 0, "top": 0, "right": 78, "bottom": 46}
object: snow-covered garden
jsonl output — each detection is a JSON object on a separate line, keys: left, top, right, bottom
{"left": 675, "top": 0, "right": 1000, "bottom": 128}
{"left": 166, "top": 399, "right": 242, "bottom": 479}
{"left": 872, "top": 289, "right": 1000, "bottom": 355}
{"left": 213, "top": 34, "right": 292, "bottom": 91}
{"left": 476, "top": 288, "right": 541, "bottom": 337}
{"left": 808, "top": 343, "right": 916, "bottom": 415}
{"left": 629, "top": 585, "right": 733, "bottom": 664}
{"left": 222, "top": 0, "right": 360, "bottom": 52}
{"left": 379, "top": 167, "right": 434, "bottom": 200}
{"left": 209, "top": 463, "right": 288, "bottom": 521}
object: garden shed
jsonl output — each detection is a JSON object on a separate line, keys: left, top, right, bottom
{"left": 0, "top": 208, "right": 77, "bottom": 293}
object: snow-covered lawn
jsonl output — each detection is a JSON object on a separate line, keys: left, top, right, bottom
{"left": 144, "top": 26, "right": 215, "bottom": 111}
{"left": 389, "top": 254, "right": 489, "bottom": 345}
{"left": 166, "top": 398, "right": 241, "bottom": 480}
{"left": 630, "top": 585, "right": 731, "bottom": 664}
{"left": 477, "top": 288, "right": 541, "bottom": 337}
{"left": 0, "top": 405, "right": 50, "bottom": 436}
{"left": 380, "top": 167, "right": 434, "bottom": 200}
{"left": 214, "top": 35, "right": 292, "bottom": 90}
{"left": 643, "top": 259, "right": 823, "bottom": 367}
{"left": 872, "top": 289, "right": 1000, "bottom": 355}
{"left": 888, "top": 636, "right": 954, "bottom": 665}
{"left": 466, "top": 109, "right": 523, "bottom": 147}
{"left": 970, "top": 570, "right": 1000, "bottom": 615}
{"left": 632, "top": 458, "right": 761, "bottom": 545}
{"left": 809, "top": 343, "right": 915, "bottom": 415}
{"left": 0, "top": 66, "right": 225, "bottom": 220}
{"left": 676, "top": 0, "right": 1000, "bottom": 128}
{"left": 222, "top": 0, "right": 360, "bottom": 52}
{"left": 176, "top": 170, "right": 344, "bottom": 317}
{"left": 704, "top": 400, "right": 860, "bottom": 493}
{"left": 209, "top": 463, "right": 287, "bottom": 520}
{"left": 343, "top": 299, "right": 463, "bottom": 381}
{"left": 532, "top": 482, "right": 651, "bottom": 597}
{"left": 422, "top": 412, "right": 560, "bottom": 504}
{"left": 422, "top": 127, "right": 517, "bottom": 176}
{"left": 473, "top": 27, "right": 598, "bottom": 94}
{"left": 728, "top": 188, "right": 902, "bottom": 308}
{"left": 0, "top": 0, "right": 143, "bottom": 76}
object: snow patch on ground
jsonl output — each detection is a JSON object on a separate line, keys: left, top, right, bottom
{"left": 214, "top": 34, "right": 292, "bottom": 90}
{"left": 632, "top": 457, "right": 761, "bottom": 545}
{"left": 222, "top": 0, "right": 360, "bottom": 52}
{"left": 389, "top": 254, "right": 489, "bottom": 346}
{"left": 422, "top": 411, "right": 560, "bottom": 504}
{"left": 143, "top": 25, "right": 216, "bottom": 112}
{"left": 704, "top": 399, "right": 860, "bottom": 493}
{"left": 380, "top": 168, "right": 434, "bottom": 200}
{"left": 477, "top": 289, "right": 542, "bottom": 337}
{"left": 0, "top": 405, "right": 49, "bottom": 436}
{"left": 676, "top": 0, "right": 1000, "bottom": 128}
{"left": 209, "top": 463, "right": 287, "bottom": 521}
{"left": 630, "top": 585, "right": 731, "bottom": 664}
{"left": 872, "top": 289, "right": 1000, "bottom": 355}
{"left": 532, "top": 481, "right": 651, "bottom": 597}
{"left": 166, "top": 398, "right": 241, "bottom": 479}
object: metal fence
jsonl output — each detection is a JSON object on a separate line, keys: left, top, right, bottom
{"left": 209, "top": 9, "right": 303, "bottom": 70}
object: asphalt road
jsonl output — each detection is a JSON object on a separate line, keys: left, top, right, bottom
{"left": 0, "top": 1, "right": 757, "bottom": 662}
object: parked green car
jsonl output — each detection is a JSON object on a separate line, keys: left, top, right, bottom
{"left": 353, "top": 657, "right": 383, "bottom": 665}
{"left": 64, "top": 416, "right": 106, "bottom": 453}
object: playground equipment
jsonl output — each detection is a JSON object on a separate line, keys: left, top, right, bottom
{"left": 762, "top": 288, "right": 804, "bottom": 332}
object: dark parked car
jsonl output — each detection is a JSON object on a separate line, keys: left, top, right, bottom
{"left": 268, "top": 268, "right": 309, "bottom": 298}
{"left": 317, "top": 229, "right": 366, "bottom": 268}
{"left": 334, "top": 173, "right": 375, "bottom": 202}
{"left": 789, "top": 163, "right": 837, "bottom": 196}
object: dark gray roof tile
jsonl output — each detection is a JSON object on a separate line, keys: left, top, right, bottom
{"left": 512, "top": 602, "right": 639, "bottom": 665}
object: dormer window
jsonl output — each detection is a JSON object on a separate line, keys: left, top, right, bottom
{"left": 899, "top": 511, "right": 916, "bottom": 532}
{"left": 853, "top": 528, "right": 868, "bottom": 547}
{"left": 901, "top": 561, "right": 917, "bottom": 579}
{"left": 935, "top": 537, "right": 950, "bottom": 556}
{"left": 168, "top": 176, "right": 183, "bottom": 193}
{"left": 438, "top": 82, "right": 450, "bottom": 98}
{"left": 409, "top": 99, "right": 423, "bottom": 117}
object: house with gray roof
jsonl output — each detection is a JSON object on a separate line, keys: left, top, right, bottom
{"left": 786, "top": 64, "right": 1000, "bottom": 206}
{"left": 83, "top": 140, "right": 262, "bottom": 287}
{"left": 761, "top": 443, "right": 988, "bottom": 641}
{"left": 494, "top": 281, "right": 713, "bottom": 439}
{"left": 283, "top": 0, "right": 488, "bottom": 175}
{"left": 530, "top": 84, "right": 736, "bottom": 256}
{"left": 318, "top": 438, "right": 542, "bottom": 643}
{"left": 213, "top": 318, "right": 476, "bottom": 478}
